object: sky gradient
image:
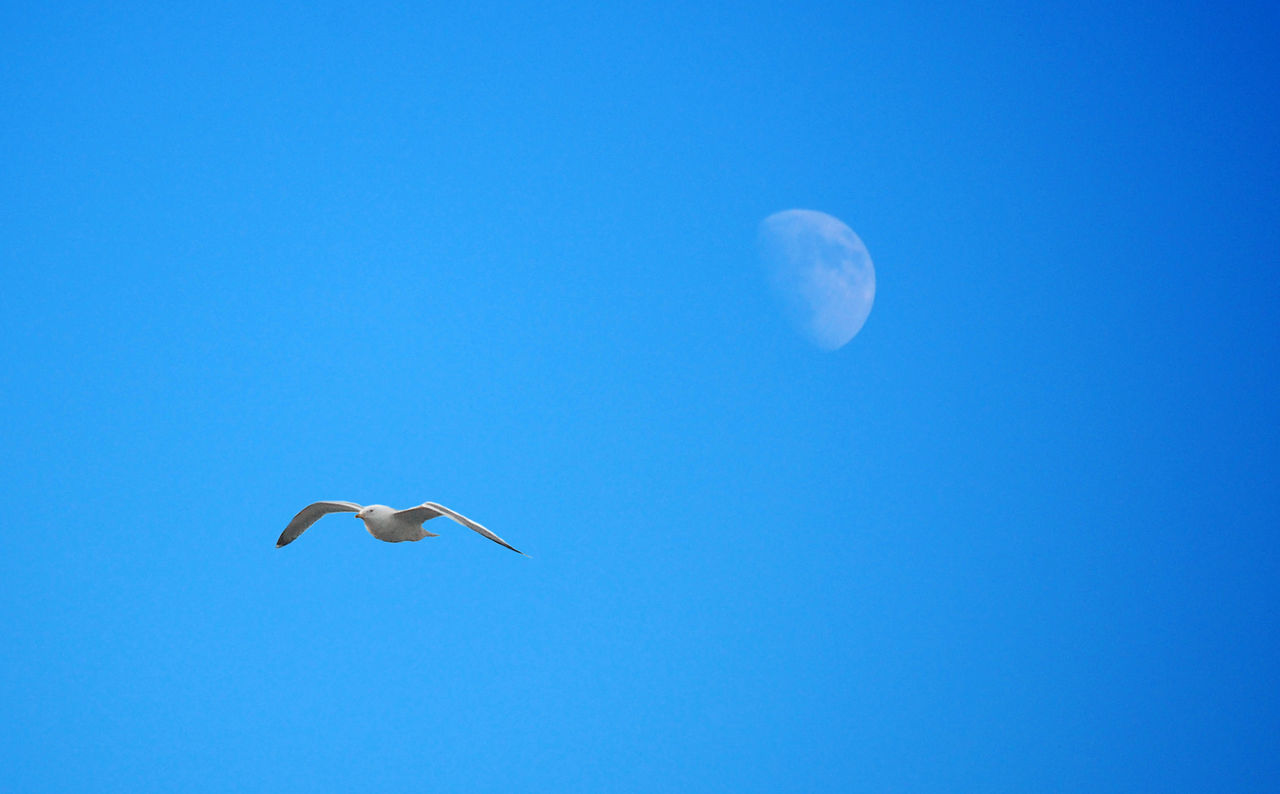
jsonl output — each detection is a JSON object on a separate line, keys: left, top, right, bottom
{"left": 2, "top": 1, "right": 1278, "bottom": 791}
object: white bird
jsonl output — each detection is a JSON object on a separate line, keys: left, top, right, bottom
{"left": 276, "top": 501, "right": 525, "bottom": 555}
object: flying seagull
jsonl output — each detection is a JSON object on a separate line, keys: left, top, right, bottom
{"left": 276, "top": 501, "right": 525, "bottom": 555}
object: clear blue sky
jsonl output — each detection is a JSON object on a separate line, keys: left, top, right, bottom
{"left": 2, "top": 1, "right": 1278, "bottom": 791}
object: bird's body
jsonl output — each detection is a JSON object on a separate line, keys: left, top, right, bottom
{"left": 276, "top": 500, "right": 524, "bottom": 555}
{"left": 355, "top": 504, "right": 436, "bottom": 543}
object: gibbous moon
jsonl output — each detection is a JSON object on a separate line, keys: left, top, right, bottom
{"left": 758, "top": 209, "right": 876, "bottom": 350}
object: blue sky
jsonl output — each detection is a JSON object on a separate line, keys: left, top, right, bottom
{"left": 2, "top": 1, "right": 1278, "bottom": 791}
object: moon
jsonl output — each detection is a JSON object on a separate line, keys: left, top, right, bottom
{"left": 757, "top": 209, "right": 876, "bottom": 350}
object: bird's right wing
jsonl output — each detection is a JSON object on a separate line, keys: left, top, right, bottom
{"left": 399, "top": 502, "right": 526, "bottom": 555}
{"left": 276, "top": 501, "right": 362, "bottom": 548}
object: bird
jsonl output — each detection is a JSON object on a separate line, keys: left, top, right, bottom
{"left": 276, "top": 500, "right": 525, "bottom": 555}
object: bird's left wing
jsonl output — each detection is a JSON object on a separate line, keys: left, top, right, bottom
{"left": 395, "top": 502, "right": 525, "bottom": 555}
{"left": 276, "top": 501, "right": 362, "bottom": 548}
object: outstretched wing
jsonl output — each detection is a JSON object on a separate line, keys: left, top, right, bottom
{"left": 393, "top": 503, "right": 445, "bottom": 524}
{"left": 394, "top": 502, "right": 525, "bottom": 555}
{"left": 276, "top": 501, "right": 362, "bottom": 548}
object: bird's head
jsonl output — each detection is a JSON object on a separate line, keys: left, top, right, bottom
{"left": 355, "top": 505, "right": 388, "bottom": 520}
